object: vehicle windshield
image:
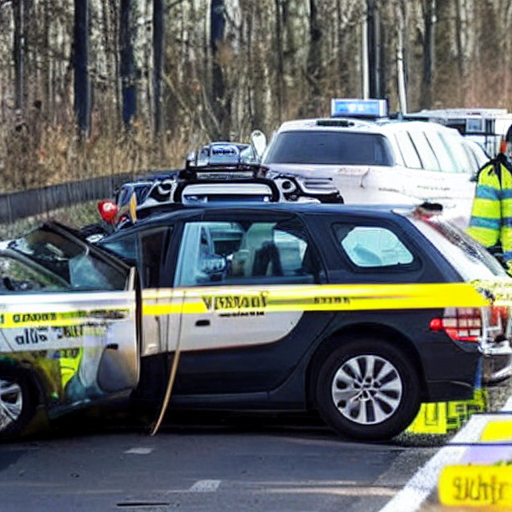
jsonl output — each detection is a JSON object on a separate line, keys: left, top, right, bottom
{"left": 410, "top": 214, "right": 507, "bottom": 280}
{"left": 263, "top": 130, "right": 395, "bottom": 166}
{"left": 4, "top": 225, "right": 127, "bottom": 291}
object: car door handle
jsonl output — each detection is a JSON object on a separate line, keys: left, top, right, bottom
{"left": 105, "top": 343, "right": 119, "bottom": 350}
{"left": 195, "top": 319, "right": 210, "bottom": 327}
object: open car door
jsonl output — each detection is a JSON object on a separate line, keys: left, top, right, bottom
{"left": 0, "top": 222, "right": 139, "bottom": 439}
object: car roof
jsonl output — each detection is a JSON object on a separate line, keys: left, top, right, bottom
{"left": 275, "top": 117, "right": 381, "bottom": 134}
{"left": 277, "top": 117, "right": 460, "bottom": 135}
{"left": 110, "top": 201, "right": 422, "bottom": 233}
{"left": 274, "top": 117, "right": 462, "bottom": 138}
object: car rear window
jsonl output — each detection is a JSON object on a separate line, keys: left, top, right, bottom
{"left": 263, "top": 130, "right": 394, "bottom": 166}
{"left": 410, "top": 215, "right": 507, "bottom": 280}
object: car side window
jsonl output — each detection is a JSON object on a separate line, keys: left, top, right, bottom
{"left": 174, "top": 219, "right": 319, "bottom": 286}
{"left": 393, "top": 132, "right": 422, "bottom": 169}
{"left": 408, "top": 130, "right": 441, "bottom": 171}
{"left": 99, "top": 227, "right": 169, "bottom": 288}
{"left": 0, "top": 256, "right": 67, "bottom": 292}
{"left": 423, "top": 131, "right": 457, "bottom": 172}
{"left": 334, "top": 224, "right": 414, "bottom": 269}
{"left": 441, "top": 132, "right": 473, "bottom": 174}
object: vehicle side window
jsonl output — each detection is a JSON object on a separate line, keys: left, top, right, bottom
{"left": 99, "top": 233, "right": 138, "bottom": 263}
{"left": 334, "top": 224, "right": 415, "bottom": 269}
{"left": 408, "top": 131, "right": 441, "bottom": 171}
{"left": 0, "top": 256, "right": 66, "bottom": 292}
{"left": 441, "top": 133, "right": 473, "bottom": 174}
{"left": 139, "top": 229, "right": 168, "bottom": 288}
{"left": 174, "top": 219, "right": 319, "bottom": 286}
{"left": 423, "top": 131, "right": 456, "bottom": 172}
{"left": 99, "top": 227, "right": 169, "bottom": 288}
{"left": 393, "top": 132, "right": 422, "bottom": 169}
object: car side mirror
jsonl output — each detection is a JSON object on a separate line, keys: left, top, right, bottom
{"left": 470, "top": 173, "right": 478, "bottom": 182}
{"left": 250, "top": 130, "right": 267, "bottom": 161}
{"left": 185, "top": 151, "right": 197, "bottom": 168}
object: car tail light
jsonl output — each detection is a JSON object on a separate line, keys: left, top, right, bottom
{"left": 430, "top": 307, "right": 482, "bottom": 342}
{"left": 98, "top": 200, "right": 119, "bottom": 224}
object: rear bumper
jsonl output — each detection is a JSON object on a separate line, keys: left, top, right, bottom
{"left": 426, "top": 380, "right": 476, "bottom": 402}
{"left": 482, "top": 354, "right": 512, "bottom": 385}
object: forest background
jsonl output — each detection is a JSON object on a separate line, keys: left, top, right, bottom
{"left": 0, "top": 0, "right": 510, "bottom": 194}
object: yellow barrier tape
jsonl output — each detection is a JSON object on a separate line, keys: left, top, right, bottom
{"left": 0, "top": 282, "right": 491, "bottom": 328}
{"left": 142, "top": 282, "right": 488, "bottom": 316}
{"left": 439, "top": 465, "right": 512, "bottom": 508}
{"left": 0, "top": 308, "right": 131, "bottom": 328}
{"left": 481, "top": 421, "right": 512, "bottom": 442}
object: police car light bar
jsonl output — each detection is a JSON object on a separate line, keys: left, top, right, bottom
{"left": 330, "top": 98, "right": 388, "bottom": 119}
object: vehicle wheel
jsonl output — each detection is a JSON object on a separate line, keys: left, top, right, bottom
{"left": 0, "top": 371, "right": 34, "bottom": 440}
{"left": 314, "top": 338, "right": 421, "bottom": 441}
{"left": 79, "top": 223, "right": 107, "bottom": 243}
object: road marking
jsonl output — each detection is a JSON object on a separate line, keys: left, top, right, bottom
{"left": 189, "top": 480, "right": 221, "bottom": 492}
{"left": 377, "top": 407, "right": 509, "bottom": 512}
{"left": 124, "top": 447, "right": 154, "bottom": 455}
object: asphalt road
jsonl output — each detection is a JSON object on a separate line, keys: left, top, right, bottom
{"left": 0, "top": 410, "right": 442, "bottom": 512}
{"left": 1, "top": 376, "right": 510, "bottom": 512}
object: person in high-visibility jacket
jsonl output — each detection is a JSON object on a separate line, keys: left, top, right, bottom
{"left": 467, "top": 152, "right": 512, "bottom": 273}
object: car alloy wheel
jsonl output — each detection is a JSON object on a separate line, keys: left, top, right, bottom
{"left": 331, "top": 354, "right": 403, "bottom": 425}
{"left": 0, "top": 378, "right": 23, "bottom": 432}
{"left": 0, "top": 372, "right": 34, "bottom": 439}
{"left": 315, "top": 338, "right": 421, "bottom": 440}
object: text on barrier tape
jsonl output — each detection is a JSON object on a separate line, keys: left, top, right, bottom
{"left": 0, "top": 308, "right": 131, "bottom": 328}
{"left": 142, "top": 282, "right": 489, "bottom": 316}
{"left": 439, "top": 465, "right": 512, "bottom": 508}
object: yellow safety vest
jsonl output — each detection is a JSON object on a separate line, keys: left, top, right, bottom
{"left": 467, "top": 158, "right": 512, "bottom": 264}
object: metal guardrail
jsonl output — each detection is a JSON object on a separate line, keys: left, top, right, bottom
{"left": 0, "top": 173, "right": 133, "bottom": 224}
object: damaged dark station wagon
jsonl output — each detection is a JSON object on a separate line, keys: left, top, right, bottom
{"left": 1, "top": 202, "right": 511, "bottom": 441}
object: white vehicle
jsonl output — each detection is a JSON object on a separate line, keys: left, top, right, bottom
{"left": 404, "top": 107, "right": 512, "bottom": 158}
{"left": 259, "top": 100, "right": 488, "bottom": 228}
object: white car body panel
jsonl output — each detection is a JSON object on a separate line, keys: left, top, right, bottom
{"left": 262, "top": 118, "right": 482, "bottom": 229}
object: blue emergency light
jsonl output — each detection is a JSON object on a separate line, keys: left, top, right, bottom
{"left": 330, "top": 99, "right": 388, "bottom": 119}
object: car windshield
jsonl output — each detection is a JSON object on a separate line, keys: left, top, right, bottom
{"left": 410, "top": 214, "right": 507, "bottom": 280}
{"left": 263, "top": 130, "right": 395, "bottom": 166}
{"left": 4, "top": 225, "right": 127, "bottom": 291}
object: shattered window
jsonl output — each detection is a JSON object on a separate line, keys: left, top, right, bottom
{"left": 3, "top": 225, "right": 126, "bottom": 291}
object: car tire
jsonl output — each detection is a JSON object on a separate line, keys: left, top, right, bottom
{"left": 0, "top": 371, "right": 35, "bottom": 440}
{"left": 314, "top": 338, "right": 421, "bottom": 441}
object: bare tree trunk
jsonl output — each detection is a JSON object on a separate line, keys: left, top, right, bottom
{"left": 366, "top": 0, "right": 380, "bottom": 98}
{"left": 420, "top": 0, "right": 436, "bottom": 109}
{"left": 210, "top": 0, "right": 227, "bottom": 139}
{"left": 13, "top": 0, "right": 24, "bottom": 112}
{"left": 306, "top": 0, "right": 322, "bottom": 115}
{"left": 396, "top": 1, "right": 407, "bottom": 114}
{"left": 74, "top": 0, "right": 90, "bottom": 137}
{"left": 153, "top": 0, "right": 164, "bottom": 134}
{"left": 120, "top": 0, "right": 137, "bottom": 129}
{"left": 274, "top": 0, "right": 284, "bottom": 121}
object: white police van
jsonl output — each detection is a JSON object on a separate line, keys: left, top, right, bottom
{"left": 259, "top": 99, "right": 488, "bottom": 228}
